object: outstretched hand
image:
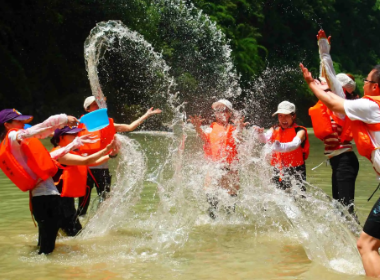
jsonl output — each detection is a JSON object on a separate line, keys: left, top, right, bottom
{"left": 316, "top": 29, "right": 331, "bottom": 44}
{"left": 67, "top": 116, "right": 79, "bottom": 127}
{"left": 189, "top": 115, "right": 204, "bottom": 128}
{"left": 233, "top": 116, "right": 249, "bottom": 130}
{"left": 252, "top": 125, "right": 264, "bottom": 134}
{"left": 314, "top": 78, "right": 330, "bottom": 91}
{"left": 105, "top": 137, "right": 119, "bottom": 155}
{"left": 146, "top": 107, "right": 162, "bottom": 117}
{"left": 300, "top": 63, "right": 314, "bottom": 85}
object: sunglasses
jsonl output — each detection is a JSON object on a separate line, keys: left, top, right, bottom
{"left": 364, "top": 79, "right": 378, "bottom": 84}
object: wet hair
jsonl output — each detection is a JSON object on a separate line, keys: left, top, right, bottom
{"left": 0, "top": 121, "right": 13, "bottom": 141}
{"left": 50, "top": 136, "right": 59, "bottom": 147}
{"left": 50, "top": 133, "right": 78, "bottom": 147}
{"left": 372, "top": 65, "right": 380, "bottom": 84}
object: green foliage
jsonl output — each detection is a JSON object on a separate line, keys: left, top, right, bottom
{"left": 192, "top": 0, "right": 265, "bottom": 80}
{"left": 1, "top": 0, "right": 380, "bottom": 127}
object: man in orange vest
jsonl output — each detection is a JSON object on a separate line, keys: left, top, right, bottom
{"left": 301, "top": 35, "right": 380, "bottom": 277}
{"left": 77, "top": 96, "right": 162, "bottom": 216}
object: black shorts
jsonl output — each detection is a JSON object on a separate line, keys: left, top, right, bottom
{"left": 363, "top": 196, "right": 380, "bottom": 240}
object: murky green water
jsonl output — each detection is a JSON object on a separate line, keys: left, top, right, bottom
{"left": 0, "top": 132, "right": 377, "bottom": 279}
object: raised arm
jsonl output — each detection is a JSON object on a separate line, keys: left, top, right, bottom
{"left": 317, "top": 30, "right": 345, "bottom": 99}
{"left": 231, "top": 116, "right": 249, "bottom": 142}
{"left": 300, "top": 63, "right": 346, "bottom": 115}
{"left": 16, "top": 114, "right": 78, "bottom": 141}
{"left": 49, "top": 134, "right": 97, "bottom": 160}
{"left": 115, "top": 107, "right": 162, "bottom": 133}
{"left": 253, "top": 126, "right": 273, "bottom": 143}
{"left": 189, "top": 115, "right": 207, "bottom": 143}
{"left": 56, "top": 138, "right": 117, "bottom": 166}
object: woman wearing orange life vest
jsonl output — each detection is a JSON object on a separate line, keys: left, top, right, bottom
{"left": 50, "top": 126, "right": 118, "bottom": 236}
{"left": 309, "top": 29, "right": 359, "bottom": 215}
{"left": 300, "top": 56, "right": 380, "bottom": 277}
{"left": 189, "top": 99, "right": 247, "bottom": 219}
{"left": 77, "top": 96, "right": 162, "bottom": 216}
{"left": 0, "top": 109, "right": 86, "bottom": 255}
{"left": 255, "top": 101, "right": 309, "bottom": 192}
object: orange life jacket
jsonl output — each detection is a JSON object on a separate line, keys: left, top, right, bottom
{"left": 203, "top": 122, "right": 237, "bottom": 164}
{"left": 309, "top": 100, "right": 353, "bottom": 142}
{"left": 51, "top": 147, "right": 88, "bottom": 198}
{"left": 270, "top": 124, "right": 310, "bottom": 168}
{"left": 0, "top": 129, "right": 57, "bottom": 192}
{"left": 78, "top": 117, "right": 116, "bottom": 155}
{"left": 349, "top": 95, "right": 380, "bottom": 160}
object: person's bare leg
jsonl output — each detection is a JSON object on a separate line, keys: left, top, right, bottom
{"left": 357, "top": 231, "right": 380, "bottom": 277}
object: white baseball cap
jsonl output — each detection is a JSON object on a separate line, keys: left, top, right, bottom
{"left": 272, "top": 101, "right": 296, "bottom": 116}
{"left": 212, "top": 99, "right": 233, "bottom": 111}
{"left": 83, "top": 96, "right": 96, "bottom": 110}
{"left": 336, "top": 73, "right": 356, "bottom": 93}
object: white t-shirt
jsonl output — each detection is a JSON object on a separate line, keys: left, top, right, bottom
{"left": 344, "top": 99, "right": 380, "bottom": 174}
{"left": 8, "top": 131, "right": 60, "bottom": 197}
{"left": 89, "top": 161, "right": 109, "bottom": 170}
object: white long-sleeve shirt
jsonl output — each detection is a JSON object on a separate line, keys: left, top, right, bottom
{"left": 7, "top": 114, "right": 76, "bottom": 196}
{"left": 318, "top": 38, "right": 346, "bottom": 120}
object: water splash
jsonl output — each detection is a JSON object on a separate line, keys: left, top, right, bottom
{"left": 84, "top": 20, "right": 174, "bottom": 118}
{"left": 80, "top": 135, "right": 146, "bottom": 238}
{"left": 77, "top": 1, "right": 364, "bottom": 276}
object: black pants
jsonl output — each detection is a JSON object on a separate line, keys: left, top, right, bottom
{"left": 272, "top": 164, "right": 306, "bottom": 191}
{"left": 77, "top": 169, "right": 111, "bottom": 216}
{"left": 363, "top": 196, "right": 380, "bottom": 240}
{"left": 60, "top": 197, "right": 82, "bottom": 236}
{"left": 330, "top": 151, "right": 359, "bottom": 214}
{"left": 32, "top": 195, "right": 62, "bottom": 255}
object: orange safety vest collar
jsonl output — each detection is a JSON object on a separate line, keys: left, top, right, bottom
{"left": 0, "top": 129, "right": 57, "bottom": 192}
{"left": 203, "top": 122, "right": 237, "bottom": 164}
{"left": 349, "top": 95, "right": 380, "bottom": 160}
{"left": 78, "top": 117, "right": 116, "bottom": 155}
{"left": 270, "top": 124, "right": 309, "bottom": 168}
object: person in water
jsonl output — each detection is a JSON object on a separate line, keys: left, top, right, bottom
{"left": 301, "top": 47, "right": 380, "bottom": 277}
{"left": 309, "top": 30, "right": 359, "bottom": 215}
{"left": 77, "top": 96, "right": 162, "bottom": 216}
{"left": 254, "top": 101, "right": 309, "bottom": 192}
{"left": 189, "top": 99, "right": 247, "bottom": 219}
{"left": 50, "top": 126, "right": 118, "bottom": 236}
{"left": 0, "top": 109, "right": 87, "bottom": 254}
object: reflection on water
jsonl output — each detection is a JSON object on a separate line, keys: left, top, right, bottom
{"left": 0, "top": 132, "right": 378, "bottom": 279}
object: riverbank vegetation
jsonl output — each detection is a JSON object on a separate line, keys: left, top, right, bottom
{"left": 1, "top": 0, "right": 379, "bottom": 126}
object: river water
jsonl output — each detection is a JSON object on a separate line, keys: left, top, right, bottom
{"left": 0, "top": 131, "right": 377, "bottom": 280}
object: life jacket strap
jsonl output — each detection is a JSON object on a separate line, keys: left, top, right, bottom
{"left": 78, "top": 168, "right": 99, "bottom": 209}
{"left": 368, "top": 182, "right": 380, "bottom": 202}
{"left": 87, "top": 168, "right": 100, "bottom": 190}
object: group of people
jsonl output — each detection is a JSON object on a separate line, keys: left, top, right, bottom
{"left": 300, "top": 29, "right": 380, "bottom": 278}
{"left": 1, "top": 28, "right": 380, "bottom": 277}
{"left": 0, "top": 96, "right": 161, "bottom": 255}
{"left": 189, "top": 29, "right": 380, "bottom": 277}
